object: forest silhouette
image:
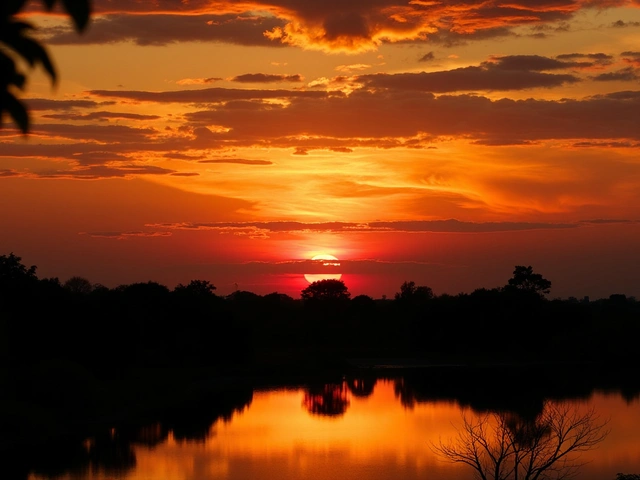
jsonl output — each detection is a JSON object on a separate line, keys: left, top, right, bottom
{"left": 2, "top": 251, "right": 639, "bottom": 375}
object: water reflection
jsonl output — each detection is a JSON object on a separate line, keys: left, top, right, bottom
{"left": 20, "top": 374, "right": 640, "bottom": 480}
{"left": 433, "top": 402, "right": 608, "bottom": 480}
{"left": 303, "top": 383, "right": 350, "bottom": 417}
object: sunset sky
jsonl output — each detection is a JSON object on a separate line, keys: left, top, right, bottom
{"left": 2, "top": 0, "right": 640, "bottom": 299}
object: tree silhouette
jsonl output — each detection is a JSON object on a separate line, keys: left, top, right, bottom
{"left": 173, "top": 279, "right": 216, "bottom": 297}
{"left": 1, "top": 0, "right": 91, "bottom": 132}
{"left": 507, "top": 266, "right": 552, "bottom": 296}
{"left": 63, "top": 276, "right": 93, "bottom": 295}
{"left": 303, "top": 383, "right": 350, "bottom": 417}
{"left": 0, "top": 252, "right": 37, "bottom": 285}
{"left": 395, "top": 280, "right": 434, "bottom": 302}
{"left": 301, "top": 279, "right": 350, "bottom": 302}
{"left": 433, "top": 401, "right": 608, "bottom": 480}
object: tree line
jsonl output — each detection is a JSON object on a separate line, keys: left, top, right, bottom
{"left": 1, "top": 252, "right": 639, "bottom": 377}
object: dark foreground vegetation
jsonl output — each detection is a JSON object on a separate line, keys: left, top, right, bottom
{"left": 1, "top": 252, "right": 639, "bottom": 478}
{"left": 2, "top": 253, "right": 637, "bottom": 373}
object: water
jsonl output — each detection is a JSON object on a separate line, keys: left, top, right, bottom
{"left": 22, "top": 375, "right": 640, "bottom": 480}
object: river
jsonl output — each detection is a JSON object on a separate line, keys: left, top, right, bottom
{"left": 24, "top": 374, "right": 640, "bottom": 480}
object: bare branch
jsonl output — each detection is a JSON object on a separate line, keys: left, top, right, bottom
{"left": 431, "top": 402, "right": 609, "bottom": 480}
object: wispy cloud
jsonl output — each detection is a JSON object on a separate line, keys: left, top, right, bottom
{"left": 80, "top": 231, "right": 173, "bottom": 240}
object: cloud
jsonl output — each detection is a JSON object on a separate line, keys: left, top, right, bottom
{"left": 611, "top": 19, "right": 640, "bottom": 28}
{"left": 69, "top": 152, "right": 132, "bottom": 165}
{"left": 366, "top": 220, "right": 577, "bottom": 233}
{"left": 418, "top": 52, "right": 434, "bottom": 62}
{"left": 199, "top": 158, "right": 273, "bottom": 165}
{"left": 335, "top": 64, "right": 372, "bottom": 72}
{"left": 572, "top": 141, "right": 640, "bottom": 147}
{"left": 580, "top": 219, "right": 636, "bottom": 224}
{"left": 146, "top": 219, "right": 578, "bottom": 236}
{"left": 0, "top": 169, "right": 21, "bottom": 177}
{"left": 80, "top": 231, "right": 173, "bottom": 240}
{"left": 29, "top": 1, "right": 616, "bottom": 52}
{"left": 169, "top": 172, "right": 200, "bottom": 176}
{"left": 25, "top": 98, "right": 115, "bottom": 110}
{"left": 591, "top": 67, "right": 639, "bottom": 81}
{"left": 176, "top": 77, "right": 223, "bottom": 85}
{"left": 180, "top": 88, "right": 640, "bottom": 144}
{"left": 358, "top": 56, "right": 581, "bottom": 93}
{"left": 164, "top": 152, "right": 207, "bottom": 160}
{"left": 556, "top": 52, "right": 614, "bottom": 65}
{"left": 231, "top": 73, "right": 303, "bottom": 83}
{"left": 42, "top": 13, "right": 286, "bottom": 47}
{"left": 621, "top": 51, "right": 640, "bottom": 67}
{"left": 329, "top": 147, "right": 353, "bottom": 153}
{"left": 88, "top": 87, "right": 338, "bottom": 103}
{"left": 36, "top": 165, "right": 176, "bottom": 179}
{"left": 3, "top": 123, "right": 158, "bottom": 143}
{"left": 42, "top": 111, "right": 162, "bottom": 121}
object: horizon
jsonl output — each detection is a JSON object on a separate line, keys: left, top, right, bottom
{"left": 2, "top": 1, "right": 640, "bottom": 300}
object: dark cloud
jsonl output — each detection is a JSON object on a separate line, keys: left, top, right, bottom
{"left": 88, "top": 87, "right": 339, "bottom": 103}
{"left": 144, "top": 219, "right": 579, "bottom": 237}
{"left": 329, "top": 147, "right": 353, "bottom": 153}
{"left": 366, "top": 220, "right": 576, "bottom": 233}
{"left": 414, "top": 27, "right": 516, "bottom": 48}
{"left": 591, "top": 67, "right": 639, "bottom": 81}
{"left": 199, "top": 158, "right": 273, "bottom": 165}
{"left": 557, "top": 52, "right": 613, "bottom": 63}
{"left": 25, "top": 99, "right": 115, "bottom": 110}
{"left": 169, "top": 172, "right": 200, "bottom": 176}
{"left": 69, "top": 152, "right": 133, "bottom": 165}
{"left": 621, "top": 51, "right": 640, "bottom": 67}
{"left": 182, "top": 88, "right": 640, "bottom": 144}
{"left": 0, "top": 169, "right": 21, "bottom": 177}
{"left": 36, "top": 165, "right": 176, "bottom": 179}
{"left": 28, "top": 0, "right": 607, "bottom": 52}
{"left": 42, "top": 13, "right": 286, "bottom": 47}
{"left": 18, "top": 123, "right": 158, "bottom": 143}
{"left": 486, "top": 55, "right": 586, "bottom": 71}
{"left": 42, "top": 111, "right": 162, "bottom": 121}
{"left": 80, "top": 231, "right": 173, "bottom": 240}
{"left": 580, "top": 219, "right": 635, "bottom": 224}
{"left": 232, "top": 73, "right": 303, "bottom": 83}
{"left": 418, "top": 52, "right": 435, "bottom": 62}
{"left": 358, "top": 56, "right": 580, "bottom": 92}
{"left": 164, "top": 152, "right": 207, "bottom": 160}
{"left": 611, "top": 19, "right": 640, "bottom": 28}
{"left": 572, "top": 141, "right": 640, "bottom": 147}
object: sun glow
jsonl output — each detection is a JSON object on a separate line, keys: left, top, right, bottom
{"left": 311, "top": 254, "right": 341, "bottom": 267}
{"left": 305, "top": 254, "right": 342, "bottom": 283}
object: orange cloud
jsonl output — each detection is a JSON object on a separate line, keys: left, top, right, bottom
{"left": 30, "top": 0, "right": 634, "bottom": 52}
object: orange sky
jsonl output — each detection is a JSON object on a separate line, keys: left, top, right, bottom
{"left": 2, "top": 0, "right": 640, "bottom": 298}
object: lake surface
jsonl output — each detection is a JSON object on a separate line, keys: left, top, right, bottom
{"left": 28, "top": 377, "right": 640, "bottom": 480}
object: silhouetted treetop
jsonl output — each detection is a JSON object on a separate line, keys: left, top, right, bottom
{"left": 301, "top": 279, "right": 350, "bottom": 302}
{"left": 174, "top": 279, "right": 216, "bottom": 297}
{"left": 63, "top": 276, "right": 93, "bottom": 295}
{"left": 506, "top": 265, "right": 552, "bottom": 296}
{"left": 0, "top": 252, "right": 37, "bottom": 286}
{"left": 395, "top": 281, "right": 434, "bottom": 303}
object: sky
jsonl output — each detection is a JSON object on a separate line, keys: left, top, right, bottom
{"left": 2, "top": 0, "right": 640, "bottom": 299}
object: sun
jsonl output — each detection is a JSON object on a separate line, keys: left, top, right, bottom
{"left": 311, "top": 254, "right": 340, "bottom": 265}
{"left": 304, "top": 254, "right": 342, "bottom": 283}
